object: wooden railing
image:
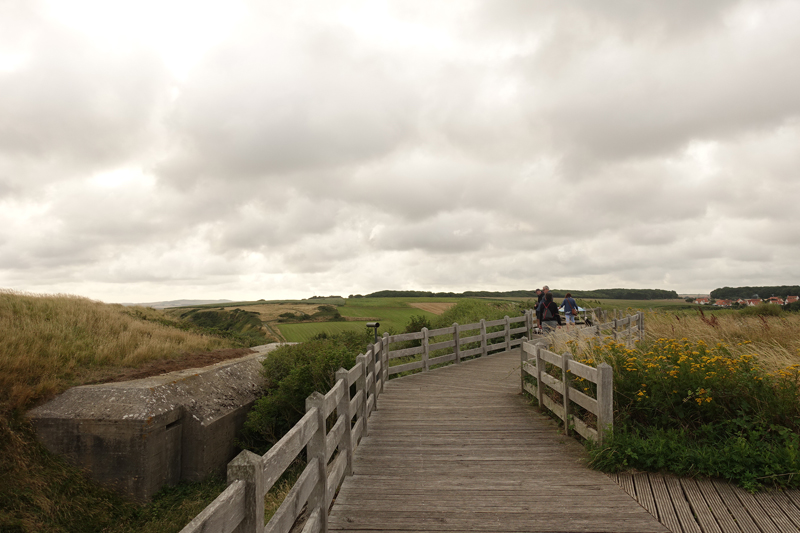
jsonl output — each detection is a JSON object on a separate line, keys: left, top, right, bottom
{"left": 180, "top": 311, "right": 536, "bottom": 533}
{"left": 519, "top": 311, "right": 644, "bottom": 444}
{"left": 383, "top": 312, "right": 535, "bottom": 376}
{"left": 582, "top": 309, "right": 645, "bottom": 345}
{"left": 521, "top": 339, "right": 614, "bottom": 444}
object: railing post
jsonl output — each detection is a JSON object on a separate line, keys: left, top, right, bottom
{"left": 480, "top": 319, "right": 487, "bottom": 357}
{"left": 335, "top": 368, "right": 353, "bottom": 477}
{"left": 504, "top": 316, "right": 511, "bottom": 351}
{"left": 421, "top": 327, "right": 430, "bottom": 371}
{"left": 596, "top": 363, "right": 614, "bottom": 444}
{"left": 227, "top": 450, "right": 265, "bottom": 533}
{"left": 639, "top": 311, "right": 645, "bottom": 342}
{"left": 367, "top": 347, "right": 377, "bottom": 411}
{"left": 453, "top": 323, "right": 460, "bottom": 363}
{"left": 562, "top": 352, "right": 572, "bottom": 437}
{"left": 382, "top": 332, "right": 390, "bottom": 388}
{"left": 305, "top": 392, "right": 329, "bottom": 533}
{"left": 534, "top": 342, "right": 544, "bottom": 408}
{"left": 612, "top": 318, "right": 618, "bottom": 342}
{"left": 356, "top": 354, "right": 368, "bottom": 438}
{"left": 526, "top": 310, "right": 534, "bottom": 338}
{"left": 372, "top": 341, "right": 382, "bottom": 399}
{"left": 520, "top": 337, "right": 528, "bottom": 393}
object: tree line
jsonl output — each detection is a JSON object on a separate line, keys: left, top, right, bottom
{"left": 360, "top": 288, "right": 679, "bottom": 300}
{"left": 710, "top": 285, "right": 800, "bottom": 300}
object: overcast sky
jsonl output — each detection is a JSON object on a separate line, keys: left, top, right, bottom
{"left": 1, "top": 0, "right": 799, "bottom": 303}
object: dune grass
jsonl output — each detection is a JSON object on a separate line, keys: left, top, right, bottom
{"left": 0, "top": 290, "right": 238, "bottom": 415}
{"left": 0, "top": 290, "right": 244, "bottom": 533}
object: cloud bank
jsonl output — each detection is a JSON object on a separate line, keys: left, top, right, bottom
{"left": 1, "top": 0, "right": 799, "bottom": 302}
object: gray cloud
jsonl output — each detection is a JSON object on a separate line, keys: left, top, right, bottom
{"left": 1, "top": 0, "right": 798, "bottom": 301}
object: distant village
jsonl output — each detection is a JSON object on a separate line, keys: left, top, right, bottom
{"left": 693, "top": 295, "right": 800, "bottom": 307}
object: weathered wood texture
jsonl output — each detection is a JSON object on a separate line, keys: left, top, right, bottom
{"left": 612, "top": 472, "right": 800, "bottom": 533}
{"left": 521, "top": 340, "right": 614, "bottom": 444}
{"left": 329, "top": 349, "right": 667, "bottom": 533}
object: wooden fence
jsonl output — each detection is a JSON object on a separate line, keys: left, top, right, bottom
{"left": 179, "top": 311, "right": 537, "bottom": 533}
{"left": 519, "top": 311, "right": 644, "bottom": 444}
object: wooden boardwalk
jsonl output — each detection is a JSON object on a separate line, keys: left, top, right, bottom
{"left": 328, "top": 349, "right": 667, "bottom": 533}
{"left": 613, "top": 472, "right": 800, "bottom": 533}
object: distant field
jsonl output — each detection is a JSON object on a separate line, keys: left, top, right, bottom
{"left": 185, "top": 297, "right": 463, "bottom": 343}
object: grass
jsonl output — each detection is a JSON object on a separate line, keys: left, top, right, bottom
{"left": 275, "top": 297, "right": 459, "bottom": 343}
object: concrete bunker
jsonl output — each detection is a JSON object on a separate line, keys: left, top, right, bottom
{"left": 29, "top": 343, "right": 283, "bottom": 502}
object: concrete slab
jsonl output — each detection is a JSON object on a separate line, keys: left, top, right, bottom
{"left": 29, "top": 343, "right": 286, "bottom": 501}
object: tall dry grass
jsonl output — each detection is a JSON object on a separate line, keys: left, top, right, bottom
{"left": 644, "top": 309, "right": 800, "bottom": 372}
{"left": 0, "top": 290, "right": 236, "bottom": 413}
{"left": 548, "top": 309, "right": 800, "bottom": 373}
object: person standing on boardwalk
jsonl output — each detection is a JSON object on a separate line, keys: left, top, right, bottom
{"left": 535, "top": 286, "right": 550, "bottom": 329}
{"left": 562, "top": 292, "right": 579, "bottom": 326}
{"left": 535, "top": 288, "right": 543, "bottom": 328}
{"left": 539, "top": 292, "right": 561, "bottom": 332}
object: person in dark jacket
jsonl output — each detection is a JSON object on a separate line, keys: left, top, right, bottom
{"left": 539, "top": 292, "right": 561, "bottom": 332}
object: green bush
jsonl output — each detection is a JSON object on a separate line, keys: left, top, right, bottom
{"left": 239, "top": 330, "right": 371, "bottom": 453}
{"left": 578, "top": 338, "right": 800, "bottom": 490}
{"left": 740, "top": 304, "right": 783, "bottom": 317}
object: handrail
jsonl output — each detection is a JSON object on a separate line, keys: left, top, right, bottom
{"left": 519, "top": 311, "right": 643, "bottom": 444}
{"left": 521, "top": 339, "right": 614, "bottom": 444}
{"left": 180, "top": 308, "right": 545, "bottom": 533}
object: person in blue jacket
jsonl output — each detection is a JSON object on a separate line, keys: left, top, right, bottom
{"left": 562, "top": 292, "right": 579, "bottom": 326}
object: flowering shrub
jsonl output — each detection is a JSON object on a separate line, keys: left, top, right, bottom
{"left": 575, "top": 337, "right": 800, "bottom": 490}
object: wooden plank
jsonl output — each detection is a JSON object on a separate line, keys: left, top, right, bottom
{"left": 387, "top": 331, "right": 423, "bottom": 343}
{"left": 460, "top": 347, "right": 482, "bottom": 358}
{"left": 427, "top": 325, "right": 456, "bottom": 336}
{"left": 568, "top": 387, "right": 598, "bottom": 413}
{"left": 324, "top": 415, "right": 346, "bottom": 462}
{"left": 682, "top": 478, "right": 723, "bottom": 533}
{"left": 540, "top": 371, "right": 565, "bottom": 395}
{"left": 346, "top": 362, "right": 362, "bottom": 386}
{"left": 649, "top": 474, "right": 682, "bottom": 533}
{"left": 486, "top": 330, "right": 506, "bottom": 340}
{"left": 693, "top": 478, "right": 741, "bottom": 533}
{"left": 484, "top": 318, "right": 506, "bottom": 327}
{"left": 539, "top": 349, "right": 564, "bottom": 367}
{"left": 178, "top": 480, "right": 245, "bottom": 533}
{"left": 265, "top": 461, "right": 319, "bottom": 533}
{"left": 617, "top": 473, "right": 636, "bottom": 498}
{"left": 326, "top": 451, "right": 348, "bottom": 504}
{"left": 634, "top": 472, "right": 658, "bottom": 518}
{"left": 323, "top": 380, "right": 345, "bottom": 418}
{"left": 349, "top": 389, "right": 363, "bottom": 418}
{"left": 428, "top": 353, "right": 456, "bottom": 366}
{"left": 765, "top": 491, "right": 800, "bottom": 530}
{"left": 388, "top": 360, "right": 423, "bottom": 375}
{"left": 664, "top": 475, "right": 702, "bottom": 533}
{"left": 540, "top": 393, "right": 565, "bottom": 420}
{"left": 301, "top": 507, "right": 322, "bottom": 533}
{"left": 568, "top": 361, "right": 598, "bottom": 382}
{"left": 571, "top": 416, "right": 597, "bottom": 441}
{"left": 260, "top": 409, "right": 318, "bottom": 491}
{"left": 711, "top": 479, "right": 760, "bottom": 533}
{"left": 387, "top": 345, "right": 424, "bottom": 359}
{"left": 428, "top": 339, "right": 455, "bottom": 351}
{"left": 750, "top": 491, "right": 790, "bottom": 533}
